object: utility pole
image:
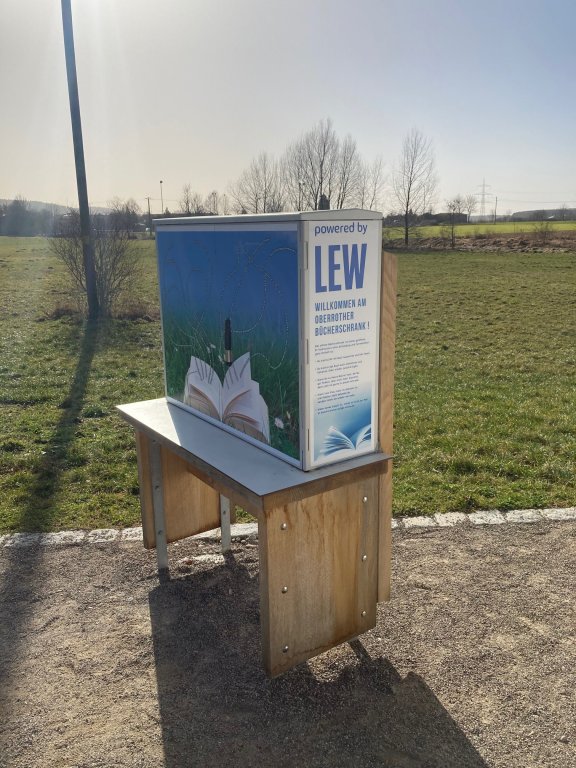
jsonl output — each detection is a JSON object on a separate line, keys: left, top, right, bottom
{"left": 494, "top": 196, "right": 498, "bottom": 224}
{"left": 146, "top": 196, "right": 152, "bottom": 235}
{"left": 61, "top": 0, "right": 99, "bottom": 319}
{"left": 160, "top": 180, "right": 164, "bottom": 216}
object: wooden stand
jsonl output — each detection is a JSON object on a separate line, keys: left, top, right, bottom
{"left": 118, "top": 252, "right": 396, "bottom": 677}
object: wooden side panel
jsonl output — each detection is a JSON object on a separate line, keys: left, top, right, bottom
{"left": 378, "top": 251, "right": 397, "bottom": 602}
{"left": 160, "top": 446, "right": 221, "bottom": 544}
{"left": 134, "top": 431, "right": 221, "bottom": 548}
{"left": 259, "top": 476, "right": 379, "bottom": 677}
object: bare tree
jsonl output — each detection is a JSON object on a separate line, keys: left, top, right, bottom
{"left": 190, "top": 192, "right": 206, "bottom": 215}
{"left": 446, "top": 195, "right": 465, "bottom": 248}
{"left": 282, "top": 119, "right": 372, "bottom": 211}
{"left": 179, "top": 184, "right": 194, "bottom": 215}
{"left": 282, "top": 119, "right": 340, "bottom": 210}
{"left": 333, "top": 134, "right": 362, "bottom": 209}
{"left": 281, "top": 140, "right": 308, "bottom": 211}
{"left": 230, "top": 118, "right": 385, "bottom": 214}
{"left": 302, "top": 118, "right": 339, "bottom": 210}
{"left": 463, "top": 193, "right": 478, "bottom": 222}
{"left": 229, "top": 152, "right": 285, "bottom": 214}
{"left": 533, "top": 218, "right": 552, "bottom": 245}
{"left": 50, "top": 203, "right": 141, "bottom": 317}
{"left": 392, "top": 129, "right": 438, "bottom": 245}
{"left": 2, "top": 195, "right": 31, "bottom": 235}
{"left": 179, "top": 185, "right": 206, "bottom": 215}
{"left": 109, "top": 197, "right": 141, "bottom": 233}
{"left": 357, "top": 156, "right": 385, "bottom": 210}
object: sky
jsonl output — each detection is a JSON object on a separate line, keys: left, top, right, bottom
{"left": 1, "top": 0, "right": 575, "bottom": 215}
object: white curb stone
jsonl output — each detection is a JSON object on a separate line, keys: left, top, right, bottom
{"left": 86, "top": 528, "right": 119, "bottom": 543}
{"left": 232, "top": 522, "right": 258, "bottom": 538}
{"left": 40, "top": 530, "right": 86, "bottom": 546}
{"left": 434, "top": 512, "right": 468, "bottom": 527}
{"left": 505, "top": 509, "right": 542, "bottom": 524}
{"left": 194, "top": 523, "right": 259, "bottom": 540}
{"left": 120, "top": 527, "right": 143, "bottom": 541}
{"left": 193, "top": 528, "right": 218, "bottom": 540}
{"left": 468, "top": 510, "right": 506, "bottom": 525}
{"left": 541, "top": 507, "right": 576, "bottom": 521}
{"left": 403, "top": 516, "right": 437, "bottom": 529}
{"left": 2, "top": 507, "right": 576, "bottom": 549}
{"left": 194, "top": 554, "right": 225, "bottom": 565}
{"left": 3, "top": 533, "right": 42, "bottom": 547}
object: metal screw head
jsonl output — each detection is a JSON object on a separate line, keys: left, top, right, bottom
{"left": 363, "top": 496, "right": 368, "bottom": 503}
{"left": 282, "top": 645, "right": 289, "bottom": 653}
{"left": 361, "top": 554, "right": 368, "bottom": 562}
{"left": 361, "top": 610, "right": 367, "bottom": 617}
{"left": 280, "top": 523, "right": 288, "bottom": 530}
{"left": 281, "top": 586, "right": 288, "bottom": 593}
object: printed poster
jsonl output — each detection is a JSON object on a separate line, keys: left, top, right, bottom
{"left": 305, "top": 218, "right": 381, "bottom": 468}
{"left": 156, "top": 224, "right": 301, "bottom": 464}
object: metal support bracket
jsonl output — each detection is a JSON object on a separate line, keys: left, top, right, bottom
{"left": 150, "top": 439, "right": 169, "bottom": 579}
{"left": 220, "top": 495, "right": 231, "bottom": 552}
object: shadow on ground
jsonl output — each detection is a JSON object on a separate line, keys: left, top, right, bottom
{"left": 0, "top": 322, "right": 98, "bottom": 710}
{"left": 149, "top": 552, "right": 487, "bottom": 768}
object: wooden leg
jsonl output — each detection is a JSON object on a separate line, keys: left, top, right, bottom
{"left": 258, "top": 475, "right": 379, "bottom": 677}
{"left": 220, "top": 495, "right": 231, "bottom": 553}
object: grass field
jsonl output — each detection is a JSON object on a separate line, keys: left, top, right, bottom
{"left": 393, "top": 249, "right": 575, "bottom": 514}
{"left": 385, "top": 219, "right": 576, "bottom": 240}
{"left": 0, "top": 237, "right": 574, "bottom": 532}
{"left": 0, "top": 237, "right": 162, "bottom": 533}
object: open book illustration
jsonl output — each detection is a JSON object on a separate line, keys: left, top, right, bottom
{"left": 321, "top": 423, "right": 372, "bottom": 457}
{"left": 183, "top": 352, "right": 270, "bottom": 444}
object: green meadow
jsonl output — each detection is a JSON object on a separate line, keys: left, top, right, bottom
{"left": 385, "top": 219, "right": 576, "bottom": 240}
{"left": 0, "top": 237, "right": 574, "bottom": 532}
{"left": 393, "top": 250, "right": 575, "bottom": 514}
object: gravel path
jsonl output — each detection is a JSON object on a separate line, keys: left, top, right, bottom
{"left": 1, "top": 517, "right": 575, "bottom": 768}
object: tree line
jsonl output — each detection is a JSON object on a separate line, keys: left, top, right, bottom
{"left": 0, "top": 196, "right": 56, "bottom": 237}
{"left": 174, "top": 122, "right": 443, "bottom": 245}
{"left": 2, "top": 121, "right": 472, "bottom": 247}
{"left": 0, "top": 195, "right": 143, "bottom": 238}
{"left": 176, "top": 118, "right": 385, "bottom": 219}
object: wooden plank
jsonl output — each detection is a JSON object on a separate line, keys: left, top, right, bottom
{"left": 182, "top": 459, "right": 265, "bottom": 519}
{"left": 357, "top": 480, "right": 379, "bottom": 627}
{"left": 378, "top": 251, "right": 398, "bottom": 602}
{"left": 135, "top": 430, "right": 221, "bottom": 547}
{"left": 117, "top": 400, "right": 390, "bottom": 506}
{"left": 259, "top": 475, "right": 379, "bottom": 677}
{"left": 260, "top": 457, "right": 388, "bottom": 512}
{"left": 160, "top": 446, "right": 221, "bottom": 544}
